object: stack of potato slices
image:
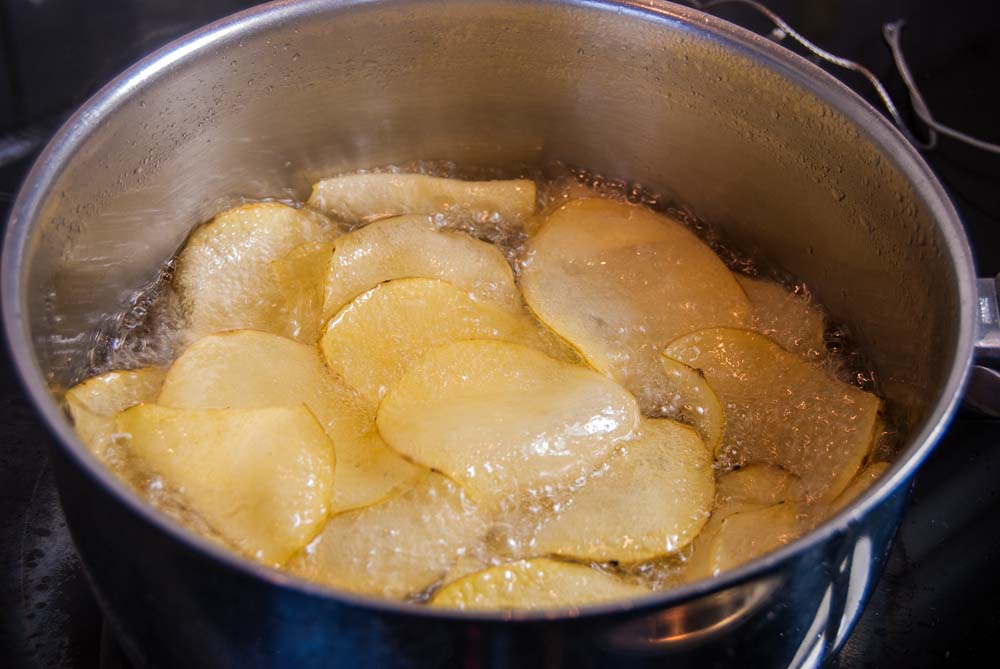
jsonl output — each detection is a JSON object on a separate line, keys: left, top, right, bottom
{"left": 65, "top": 172, "right": 887, "bottom": 610}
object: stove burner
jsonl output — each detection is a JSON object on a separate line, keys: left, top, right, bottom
{"left": 2, "top": 451, "right": 101, "bottom": 666}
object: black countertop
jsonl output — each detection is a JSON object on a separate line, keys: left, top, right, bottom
{"left": 1, "top": 1, "right": 998, "bottom": 666}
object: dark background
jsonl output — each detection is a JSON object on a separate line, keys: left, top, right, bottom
{"left": 1, "top": 1, "right": 999, "bottom": 667}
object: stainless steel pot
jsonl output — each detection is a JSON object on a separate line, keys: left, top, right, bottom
{"left": 1, "top": 0, "right": 990, "bottom": 666}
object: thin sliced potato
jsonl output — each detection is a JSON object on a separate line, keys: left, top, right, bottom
{"left": 715, "top": 464, "right": 806, "bottom": 512}
{"left": 321, "top": 278, "right": 576, "bottom": 404}
{"left": 65, "top": 367, "right": 166, "bottom": 458}
{"left": 441, "top": 556, "right": 492, "bottom": 586}
{"left": 117, "top": 404, "right": 334, "bottom": 565}
{"left": 708, "top": 503, "right": 804, "bottom": 574}
{"left": 376, "top": 339, "right": 640, "bottom": 507}
{"left": 158, "top": 330, "right": 422, "bottom": 513}
{"left": 270, "top": 241, "right": 335, "bottom": 344}
{"left": 664, "top": 328, "right": 880, "bottom": 501}
{"left": 174, "top": 202, "right": 335, "bottom": 341}
{"left": 287, "top": 473, "right": 487, "bottom": 599}
{"left": 826, "top": 461, "right": 891, "bottom": 516}
{"left": 325, "top": 428, "right": 425, "bottom": 514}
{"left": 735, "top": 274, "right": 826, "bottom": 357}
{"left": 430, "top": 558, "right": 648, "bottom": 610}
{"left": 660, "top": 356, "right": 724, "bottom": 454}
{"left": 308, "top": 173, "right": 536, "bottom": 224}
{"left": 322, "top": 214, "right": 521, "bottom": 320}
{"left": 533, "top": 418, "right": 714, "bottom": 562}
{"left": 520, "top": 198, "right": 751, "bottom": 413}
{"left": 682, "top": 465, "right": 805, "bottom": 582}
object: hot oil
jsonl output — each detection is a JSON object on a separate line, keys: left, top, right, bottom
{"left": 81, "top": 162, "right": 899, "bottom": 599}
{"left": 87, "top": 261, "right": 184, "bottom": 375}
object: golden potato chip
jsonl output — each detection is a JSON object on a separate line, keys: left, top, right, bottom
{"left": 660, "top": 356, "right": 724, "bottom": 454}
{"left": 321, "top": 278, "right": 576, "bottom": 404}
{"left": 664, "top": 328, "right": 880, "bottom": 501}
{"left": 708, "top": 503, "right": 804, "bottom": 574}
{"left": 533, "top": 418, "right": 714, "bottom": 562}
{"left": 65, "top": 367, "right": 165, "bottom": 458}
{"left": 825, "top": 461, "right": 891, "bottom": 516}
{"left": 287, "top": 473, "right": 487, "bottom": 599}
{"left": 322, "top": 214, "right": 521, "bottom": 320}
{"left": 309, "top": 173, "right": 536, "bottom": 223}
{"left": 270, "top": 241, "right": 335, "bottom": 343}
{"left": 117, "top": 404, "right": 334, "bottom": 565}
{"left": 158, "top": 330, "right": 422, "bottom": 513}
{"left": 715, "top": 464, "right": 806, "bottom": 512}
{"left": 430, "top": 558, "right": 648, "bottom": 610}
{"left": 682, "top": 465, "right": 805, "bottom": 581}
{"left": 175, "top": 202, "right": 335, "bottom": 341}
{"left": 376, "top": 339, "right": 639, "bottom": 507}
{"left": 520, "top": 198, "right": 750, "bottom": 413}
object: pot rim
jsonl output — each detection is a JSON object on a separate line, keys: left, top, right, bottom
{"left": 1, "top": 0, "right": 977, "bottom": 622}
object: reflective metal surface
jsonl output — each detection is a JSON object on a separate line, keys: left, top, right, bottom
{"left": 1, "top": 0, "right": 978, "bottom": 666}
{"left": 975, "top": 277, "right": 1000, "bottom": 357}
{"left": 968, "top": 276, "right": 1000, "bottom": 415}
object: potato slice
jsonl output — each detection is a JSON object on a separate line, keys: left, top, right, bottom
{"left": 270, "top": 241, "right": 335, "bottom": 343}
{"left": 287, "top": 473, "right": 487, "bottom": 599}
{"left": 175, "top": 202, "right": 335, "bottom": 341}
{"left": 826, "top": 461, "right": 891, "bottom": 516}
{"left": 520, "top": 198, "right": 751, "bottom": 413}
{"left": 660, "top": 356, "right": 724, "bottom": 454}
{"left": 308, "top": 173, "right": 536, "bottom": 224}
{"left": 735, "top": 274, "right": 826, "bottom": 357}
{"left": 442, "top": 556, "right": 492, "bottom": 586}
{"left": 67, "top": 369, "right": 232, "bottom": 548}
{"left": 325, "top": 429, "right": 425, "bottom": 514}
{"left": 708, "top": 503, "right": 804, "bottom": 574}
{"left": 65, "top": 367, "right": 165, "bottom": 458}
{"left": 664, "top": 328, "right": 880, "bottom": 501}
{"left": 376, "top": 339, "right": 640, "bottom": 507}
{"left": 158, "top": 330, "right": 422, "bottom": 513}
{"left": 430, "top": 558, "right": 648, "bottom": 611}
{"left": 321, "top": 278, "right": 576, "bottom": 404}
{"left": 533, "top": 418, "right": 714, "bottom": 562}
{"left": 321, "top": 214, "right": 521, "bottom": 320}
{"left": 715, "top": 464, "right": 806, "bottom": 512}
{"left": 681, "top": 465, "right": 805, "bottom": 581}
{"left": 116, "top": 404, "right": 334, "bottom": 565}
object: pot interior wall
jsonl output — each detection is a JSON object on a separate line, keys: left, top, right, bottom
{"left": 20, "top": 0, "right": 961, "bottom": 442}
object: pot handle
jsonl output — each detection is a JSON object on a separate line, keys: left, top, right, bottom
{"left": 966, "top": 275, "right": 1000, "bottom": 416}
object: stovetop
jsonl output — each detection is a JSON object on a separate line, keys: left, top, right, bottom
{"left": 1, "top": 1, "right": 998, "bottom": 667}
